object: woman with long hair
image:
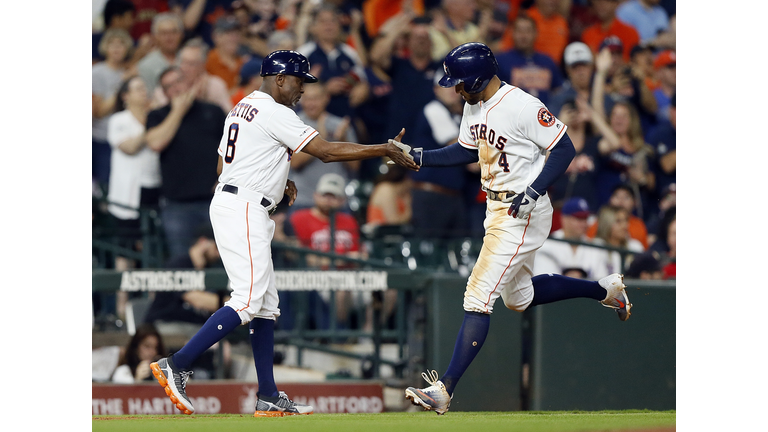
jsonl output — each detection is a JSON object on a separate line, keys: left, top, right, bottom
{"left": 592, "top": 205, "right": 645, "bottom": 275}
{"left": 587, "top": 99, "right": 655, "bottom": 217}
{"left": 112, "top": 324, "right": 167, "bottom": 383}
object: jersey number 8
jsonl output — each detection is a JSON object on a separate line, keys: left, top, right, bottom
{"left": 225, "top": 123, "right": 239, "bottom": 163}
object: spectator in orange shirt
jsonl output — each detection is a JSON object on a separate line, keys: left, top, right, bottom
{"left": 206, "top": 16, "right": 248, "bottom": 92}
{"left": 581, "top": 0, "right": 640, "bottom": 62}
{"left": 587, "top": 183, "right": 648, "bottom": 249}
{"left": 525, "top": 0, "right": 570, "bottom": 66}
{"left": 362, "top": 0, "right": 424, "bottom": 38}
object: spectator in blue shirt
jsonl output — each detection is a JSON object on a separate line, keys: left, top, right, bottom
{"left": 616, "top": 0, "right": 670, "bottom": 47}
{"left": 369, "top": 14, "right": 442, "bottom": 143}
{"left": 409, "top": 71, "right": 470, "bottom": 238}
{"left": 495, "top": 13, "right": 563, "bottom": 106}
{"left": 296, "top": 4, "right": 369, "bottom": 120}
{"left": 647, "top": 93, "right": 675, "bottom": 200}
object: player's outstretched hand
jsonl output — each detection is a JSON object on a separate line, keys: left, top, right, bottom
{"left": 508, "top": 187, "right": 540, "bottom": 219}
{"left": 285, "top": 179, "right": 298, "bottom": 206}
{"left": 385, "top": 128, "right": 419, "bottom": 171}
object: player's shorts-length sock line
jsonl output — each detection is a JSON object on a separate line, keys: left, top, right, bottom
{"left": 528, "top": 273, "right": 606, "bottom": 308}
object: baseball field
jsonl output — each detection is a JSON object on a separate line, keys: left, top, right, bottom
{"left": 92, "top": 410, "right": 676, "bottom": 431}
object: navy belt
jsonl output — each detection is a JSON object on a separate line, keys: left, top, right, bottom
{"left": 221, "top": 184, "right": 275, "bottom": 214}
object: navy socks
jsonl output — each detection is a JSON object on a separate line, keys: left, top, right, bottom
{"left": 441, "top": 311, "right": 490, "bottom": 395}
{"left": 171, "top": 306, "right": 242, "bottom": 370}
{"left": 529, "top": 273, "right": 606, "bottom": 307}
{"left": 250, "top": 318, "right": 278, "bottom": 398}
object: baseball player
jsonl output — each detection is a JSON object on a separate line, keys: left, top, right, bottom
{"left": 150, "top": 50, "right": 418, "bottom": 417}
{"left": 392, "top": 42, "right": 632, "bottom": 415}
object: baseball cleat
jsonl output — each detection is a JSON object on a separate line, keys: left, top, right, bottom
{"left": 404, "top": 370, "right": 452, "bottom": 415}
{"left": 253, "top": 391, "right": 313, "bottom": 417}
{"left": 599, "top": 273, "right": 632, "bottom": 321}
{"left": 150, "top": 357, "right": 195, "bottom": 415}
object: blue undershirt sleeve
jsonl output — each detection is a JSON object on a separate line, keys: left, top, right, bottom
{"left": 528, "top": 132, "right": 576, "bottom": 196}
{"left": 419, "top": 142, "right": 479, "bottom": 167}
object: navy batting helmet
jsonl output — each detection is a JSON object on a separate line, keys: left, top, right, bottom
{"left": 438, "top": 42, "right": 498, "bottom": 94}
{"left": 260, "top": 50, "right": 319, "bottom": 83}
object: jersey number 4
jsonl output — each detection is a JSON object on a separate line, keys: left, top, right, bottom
{"left": 498, "top": 153, "right": 510, "bottom": 172}
{"left": 225, "top": 123, "right": 239, "bottom": 163}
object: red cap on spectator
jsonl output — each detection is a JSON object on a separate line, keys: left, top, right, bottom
{"left": 654, "top": 50, "right": 676, "bottom": 70}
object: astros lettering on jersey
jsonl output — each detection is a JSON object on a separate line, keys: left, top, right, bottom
{"left": 458, "top": 84, "right": 567, "bottom": 195}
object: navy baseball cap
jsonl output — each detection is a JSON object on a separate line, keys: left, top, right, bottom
{"left": 600, "top": 35, "right": 623, "bottom": 54}
{"left": 561, "top": 197, "right": 591, "bottom": 219}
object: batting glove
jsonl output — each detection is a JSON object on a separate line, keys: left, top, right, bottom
{"left": 387, "top": 139, "right": 423, "bottom": 166}
{"left": 508, "top": 186, "right": 541, "bottom": 219}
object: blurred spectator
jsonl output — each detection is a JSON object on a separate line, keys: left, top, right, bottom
{"left": 145, "top": 66, "right": 226, "bottom": 260}
{"left": 235, "top": 0, "right": 294, "bottom": 58}
{"left": 647, "top": 93, "right": 675, "bottom": 199}
{"left": 525, "top": 0, "right": 570, "bottom": 67}
{"left": 547, "top": 95, "right": 600, "bottom": 213}
{"left": 592, "top": 204, "right": 645, "bottom": 274}
{"left": 93, "top": 0, "right": 136, "bottom": 63}
{"left": 591, "top": 41, "right": 657, "bottom": 138}
{"left": 409, "top": 71, "right": 468, "bottom": 238}
{"left": 565, "top": 0, "right": 599, "bottom": 43}
{"left": 624, "top": 251, "right": 663, "bottom": 280}
{"left": 137, "top": 12, "right": 185, "bottom": 96}
{"left": 152, "top": 38, "right": 232, "bottom": 112}
{"left": 206, "top": 16, "right": 248, "bottom": 91}
{"left": 93, "top": 28, "right": 137, "bottom": 189}
{"left": 296, "top": 4, "right": 369, "bottom": 120}
{"left": 495, "top": 13, "right": 563, "bottom": 106}
{"left": 586, "top": 183, "right": 648, "bottom": 249}
{"left": 548, "top": 41, "right": 614, "bottom": 123}
{"left": 290, "top": 83, "right": 360, "bottom": 213}
{"left": 581, "top": 0, "right": 639, "bottom": 62}
{"left": 629, "top": 43, "right": 660, "bottom": 92}
{"left": 586, "top": 99, "right": 654, "bottom": 211}
{"left": 229, "top": 56, "right": 263, "bottom": 106}
{"left": 370, "top": 14, "right": 442, "bottom": 144}
{"left": 645, "top": 183, "right": 675, "bottom": 247}
{"left": 129, "top": 0, "right": 172, "bottom": 41}
{"left": 535, "top": 197, "right": 613, "bottom": 279}
{"left": 428, "top": 0, "right": 491, "bottom": 62}
{"left": 288, "top": 173, "right": 364, "bottom": 329}
{"left": 111, "top": 323, "right": 167, "bottom": 383}
{"left": 655, "top": 207, "right": 675, "bottom": 280}
{"left": 289, "top": 173, "right": 362, "bottom": 266}
{"left": 615, "top": 0, "right": 670, "bottom": 47}
{"left": 362, "top": 0, "right": 426, "bottom": 39}
{"left": 652, "top": 50, "right": 675, "bottom": 123}
{"left": 106, "top": 75, "right": 162, "bottom": 272}
{"left": 365, "top": 164, "right": 413, "bottom": 229}
{"left": 645, "top": 203, "right": 676, "bottom": 279}
{"left": 175, "top": 0, "right": 238, "bottom": 47}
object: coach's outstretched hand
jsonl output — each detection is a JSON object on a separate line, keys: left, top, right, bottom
{"left": 385, "top": 128, "right": 420, "bottom": 171}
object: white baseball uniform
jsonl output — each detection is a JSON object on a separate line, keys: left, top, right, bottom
{"left": 211, "top": 90, "right": 319, "bottom": 324}
{"left": 457, "top": 84, "right": 567, "bottom": 313}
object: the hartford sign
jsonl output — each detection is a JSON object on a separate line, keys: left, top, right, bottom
{"left": 92, "top": 382, "right": 384, "bottom": 415}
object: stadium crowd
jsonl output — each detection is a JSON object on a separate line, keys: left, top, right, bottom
{"left": 92, "top": 0, "right": 676, "bottom": 321}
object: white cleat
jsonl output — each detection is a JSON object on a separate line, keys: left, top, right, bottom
{"left": 404, "top": 370, "right": 452, "bottom": 415}
{"left": 599, "top": 273, "right": 632, "bottom": 321}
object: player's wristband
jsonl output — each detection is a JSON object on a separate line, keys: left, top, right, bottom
{"left": 526, "top": 186, "right": 541, "bottom": 201}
